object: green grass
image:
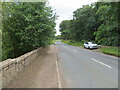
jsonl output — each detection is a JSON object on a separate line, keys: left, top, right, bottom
{"left": 100, "top": 47, "right": 120, "bottom": 57}
{"left": 61, "top": 40, "right": 83, "bottom": 47}
{"left": 50, "top": 39, "right": 61, "bottom": 45}
{"left": 50, "top": 40, "right": 56, "bottom": 45}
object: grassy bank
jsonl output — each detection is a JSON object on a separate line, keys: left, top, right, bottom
{"left": 50, "top": 39, "right": 61, "bottom": 45}
{"left": 50, "top": 40, "right": 57, "bottom": 45}
{"left": 61, "top": 40, "right": 83, "bottom": 47}
{"left": 100, "top": 47, "right": 120, "bottom": 57}
{"left": 61, "top": 40, "right": 120, "bottom": 57}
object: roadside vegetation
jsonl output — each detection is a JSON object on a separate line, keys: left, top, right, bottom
{"left": 2, "top": 2, "right": 57, "bottom": 61}
{"left": 100, "top": 47, "right": 120, "bottom": 57}
{"left": 50, "top": 40, "right": 59, "bottom": 45}
{"left": 62, "top": 40, "right": 83, "bottom": 47}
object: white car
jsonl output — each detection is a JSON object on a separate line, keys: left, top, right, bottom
{"left": 84, "top": 42, "right": 98, "bottom": 49}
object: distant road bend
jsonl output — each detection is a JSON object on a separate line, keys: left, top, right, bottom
{"left": 5, "top": 41, "right": 118, "bottom": 88}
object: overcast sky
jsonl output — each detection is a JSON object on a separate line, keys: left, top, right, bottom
{"left": 48, "top": 0, "right": 98, "bottom": 36}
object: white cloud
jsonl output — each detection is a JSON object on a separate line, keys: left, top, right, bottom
{"left": 49, "top": 0, "right": 98, "bottom": 36}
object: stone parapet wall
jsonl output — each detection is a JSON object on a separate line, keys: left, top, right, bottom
{"left": 0, "top": 47, "right": 42, "bottom": 89}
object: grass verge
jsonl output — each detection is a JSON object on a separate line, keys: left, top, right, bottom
{"left": 100, "top": 47, "right": 120, "bottom": 57}
{"left": 50, "top": 39, "right": 61, "bottom": 45}
{"left": 61, "top": 40, "right": 83, "bottom": 47}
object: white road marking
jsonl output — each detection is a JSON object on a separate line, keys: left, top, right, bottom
{"left": 55, "top": 46, "right": 62, "bottom": 88}
{"left": 73, "top": 49, "right": 77, "bottom": 52}
{"left": 91, "top": 58, "right": 112, "bottom": 68}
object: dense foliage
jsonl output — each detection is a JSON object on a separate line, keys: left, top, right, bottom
{"left": 60, "top": 2, "right": 119, "bottom": 46}
{"left": 2, "top": 2, "right": 56, "bottom": 60}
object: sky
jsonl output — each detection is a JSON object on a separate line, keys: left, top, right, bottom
{"left": 48, "top": 0, "right": 98, "bottom": 36}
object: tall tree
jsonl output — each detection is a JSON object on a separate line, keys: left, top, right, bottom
{"left": 60, "top": 2, "right": 119, "bottom": 46}
{"left": 2, "top": 2, "right": 56, "bottom": 60}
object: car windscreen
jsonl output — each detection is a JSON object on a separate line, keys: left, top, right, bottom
{"left": 88, "top": 42, "right": 95, "bottom": 44}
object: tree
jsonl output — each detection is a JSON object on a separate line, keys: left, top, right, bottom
{"left": 94, "top": 2, "right": 119, "bottom": 46}
{"left": 60, "top": 2, "right": 119, "bottom": 46}
{"left": 2, "top": 2, "right": 56, "bottom": 60}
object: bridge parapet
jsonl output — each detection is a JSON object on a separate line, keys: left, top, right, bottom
{"left": 0, "top": 47, "right": 43, "bottom": 88}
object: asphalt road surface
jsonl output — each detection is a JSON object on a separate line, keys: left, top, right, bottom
{"left": 55, "top": 41, "right": 118, "bottom": 88}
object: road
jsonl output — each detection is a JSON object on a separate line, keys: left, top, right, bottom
{"left": 55, "top": 41, "right": 118, "bottom": 88}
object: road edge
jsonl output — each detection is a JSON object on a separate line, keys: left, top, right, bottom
{"left": 54, "top": 45, "right": 62, "bottom": 88}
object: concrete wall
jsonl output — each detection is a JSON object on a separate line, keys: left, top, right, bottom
{"left": 0, "top": 47, "right": 42, "bottom": 89}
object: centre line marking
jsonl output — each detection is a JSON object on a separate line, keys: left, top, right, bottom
{"left": 73, "top": 49, "right": 77, "bottom": 52}
{"left": 91, "top": 58, "right": 112, "bottom": 68}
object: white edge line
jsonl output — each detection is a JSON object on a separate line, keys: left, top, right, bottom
{"left": 55, "top": 45, "right": 62, "bottom": 88}
{"left": 91, "top": 58, "right": 112, "bottom": 68}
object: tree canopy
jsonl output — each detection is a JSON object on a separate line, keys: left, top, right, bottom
{"left": 2, "top": 2, "right": 56, "bottom": 60}
{"left": 60, "top": 2, "right": 119, "bottom": 46}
